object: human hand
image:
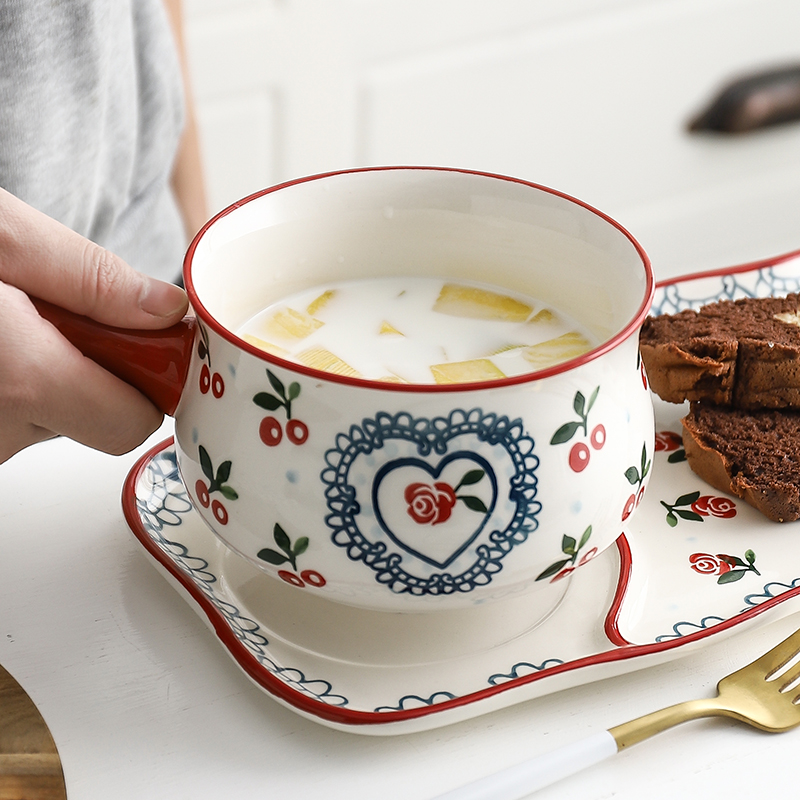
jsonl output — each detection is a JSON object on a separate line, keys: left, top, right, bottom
{"left": 0, "top": 188, "right": 189, "bottom": 463}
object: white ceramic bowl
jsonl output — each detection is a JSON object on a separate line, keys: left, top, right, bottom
{"left": 173, "top": 167, "right": 654, "bottom": 613}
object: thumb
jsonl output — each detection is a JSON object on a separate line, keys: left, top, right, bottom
{"left": 0, "top": 188, "right": 188, "bottom": 328}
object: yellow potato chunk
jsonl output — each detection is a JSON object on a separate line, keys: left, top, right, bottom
{"left": 488, "top": 343, "right": 526, "bottom": 356}
{"left": 262, "top": 307, "right": 324, "bottom": 341}
{"left": 379, "top": 320, "right": 404, "bottom": 336}
{"left": 296, "top": 347, "right": 361, "bottom": 377}
{"left": 522, "top": 331, "right": 592, "bottom": 369}
{"left": 306, "top": 290, "right": 336, "bottom": 316}
{"left": 527, "top": 308, "right": 556, "bottom": 324}
{"left": 240, "top": 334, "right": 290, "bottom": 357}
{"left": 430, "top": 359, "right": 506, "bottom": 384}
{"left": 434, "top": 284, "right": 533, "bottom": 322}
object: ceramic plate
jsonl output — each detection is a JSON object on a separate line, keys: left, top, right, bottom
{"left": 123, "top": 250, "right": 800, "bottom": 735}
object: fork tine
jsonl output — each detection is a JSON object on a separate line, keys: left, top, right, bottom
{"left": 777, "top": 660, "right": 800, "bottom": 694}
{"left": 748, "top": 626, "right": 800, "bottom": 675}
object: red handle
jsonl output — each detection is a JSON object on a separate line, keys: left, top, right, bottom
{"left": 32, "top": 297, "right": 196, "bottom": 416}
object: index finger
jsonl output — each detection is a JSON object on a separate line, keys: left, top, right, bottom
{"left": 0, "top": 188, "right": 189, "bottom": 328}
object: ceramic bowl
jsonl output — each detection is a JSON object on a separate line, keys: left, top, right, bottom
{"left": 177, "top": 167, "right": 654, "bottom": 612}
{"left": 38, "top": 167, "right": 655, "bottom": 613}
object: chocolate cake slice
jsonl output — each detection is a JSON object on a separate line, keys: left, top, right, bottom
{"left": 682, "top": 403, "right": 800, "bottom": 522}
{"left": 640, "top": 293, "right": 800, "bottom": 409}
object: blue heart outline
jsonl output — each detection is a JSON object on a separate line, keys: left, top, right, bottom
{"left": 321, "top": 408, "right": 541, "bottom": 597}
{"left": 372, "top": 452, "right": 497, "bottom": 569}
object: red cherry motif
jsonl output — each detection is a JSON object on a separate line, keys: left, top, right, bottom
{"left": 286, "top": 419, "right": 309, "bottom": 445}
{"left": 278, "top": 570, "right": 305, "bottom": 587}
{"left": 300, "top": 569, "right": 326, "bottom": 587}
{"left": 590, "top": 424, "right": 606, "bottom": 450}
{"left": 211, "top": 499, "right": 229, "bottom": 525}
{"left": 211, "top": 372, "right": 225, "bottom": 398}
{"left": 259, "top": 417, "right": 283, "bottom": 446}
{"left": 195, "top": 480, "right": 210, "bottom": 508}
{"left": 199, "top": 364, "right": 211, "bottom": 394}
{"left": 622, "top": 493, "right": 636, "bottom": 521}
{"left": 569, "top": 442, "right": 590, "bottom": 472}
{"left": 254, "top": 370, "right": 309, "bottom": 447}
{"left": 277, "top": 569, "right": 327, "bottom": 588}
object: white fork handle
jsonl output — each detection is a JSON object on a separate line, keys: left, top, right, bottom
{"left": 430, "top": 730, "right": 619, "bottom": 800}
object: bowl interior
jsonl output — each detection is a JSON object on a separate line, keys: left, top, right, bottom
{"left": 187, "top": 168, "right": 651, "bottom": 355}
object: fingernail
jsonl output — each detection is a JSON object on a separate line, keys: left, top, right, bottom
{"left": 140, "top": 279, "right": 189, "bottom": 319}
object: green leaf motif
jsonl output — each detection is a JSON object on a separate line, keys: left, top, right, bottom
{"left": 199, "top": 446, "right": 214, "bottom": 482}
{"left": 675, "top": 491, "right": 701, "bottom": 507}
{"left": 257, "top": 548, "right": 288, "bottom": 566}
{"left": 624, "top": 466, "right": 641, "bottom": 485}
{"left": 458, "top": 469, "right": 485, "bottom": 487}
{"left": 718, "top": 570, "right": 746, "bottom": 584}
{"left": 675, "top": 509, "right": 705, "bottom": 522}
{"left": 253, "top": 392, "right": 282, "bottom": 411}
{"left": 536, "top": 559, "right": 569, "bottom": 581}
{"left": 293, "top": 537, "right": 309, "bottom": 557}
{"left": 668, "top": 450, "right": 687, "bottom": 463}
{"left": 267, "top": 370, "right": 286, "bottom": 399}
{"left": 219, "top": 486, "right": 239, "bottom": 501}
{"left": 720, "top": 555, "right": 745, "bottom": 568}
{"left": 587, "top": 386, "right": 600, "bottom": 413}
{"left": 216, "top": 460, "right": 232, "bottom": 485}
{"left": 578, "top": 525, "right": 592, "bottom": 550}
{"left": 666, "top": 512, "right": 678, "bottom": 527}
{"left": 287, "top": 382, "right": 301, "bottom": 401}
{"left": 551, "top": 421, "right": 581, "bottom": 445}
{"left": 562, "top": 535, "right": 577, "bottom": 556}
{"left": 459, "top": 495, "right": 488, "bottom": 513}
{"left": 573, "top": 391, "right": 586, "bottom": 417}
{"left": 745, "top": 549, "right": 756, "bottom": 564}
{"left": 273, "top": 523, "right": 292, "bottom": 556}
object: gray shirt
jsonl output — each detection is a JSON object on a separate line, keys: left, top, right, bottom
{"left": 0, "top": 0, "right": 186, "bottom": 281}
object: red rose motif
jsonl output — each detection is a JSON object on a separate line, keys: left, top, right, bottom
{"left": 405, "top": 482, "right": 458, "bottom": 525}
{"left": 654, "top": 430, "right": 682, "bottom": 452}
{"left": 689, "top": 552, "right": 731, "bottom": 575}
{"left": 691, "top": 495, "right": 737, "bottom": 519}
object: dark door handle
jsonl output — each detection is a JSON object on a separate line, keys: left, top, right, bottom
{"left": 688, "top": 64, "right": 800, "bottom": 133}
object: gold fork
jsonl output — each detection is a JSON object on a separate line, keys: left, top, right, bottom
{"left": 433, "top": 625, "right": 800, "bottom": 800}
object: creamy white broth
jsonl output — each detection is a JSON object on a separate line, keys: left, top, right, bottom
{"left": 236, "top": 277, "right": 597, "bottom": 384}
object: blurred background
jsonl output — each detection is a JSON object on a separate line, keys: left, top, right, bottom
{"left": 181, "top": 0, "right": 800, "bottom": 279}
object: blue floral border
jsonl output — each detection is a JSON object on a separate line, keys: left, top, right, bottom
{"left": 136, "top": 449, "right": 349, "bottom": 707}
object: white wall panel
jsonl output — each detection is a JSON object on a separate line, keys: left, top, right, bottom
{"left": 182, "top": 0, "right": 800, "bottom": 276}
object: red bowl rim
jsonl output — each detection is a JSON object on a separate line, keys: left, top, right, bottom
{"left": 183, "top": 166, "right": 655, "bottom": 394}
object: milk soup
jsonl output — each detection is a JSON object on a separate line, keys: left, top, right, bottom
{"left": 237, "top": 277, "right": 597, "bottom": 384}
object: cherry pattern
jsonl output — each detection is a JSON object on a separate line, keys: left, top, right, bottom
{"left": 622, "top": 442, "right": 651, "bottom": 521}
{"left": 637, "top": 350, "right": 648, "bottom": 390}
{"left": 194, "top": 445, "right": 238, "bottom": 525}
{"left": 550, "top": 387, "right": 607, "bottom": 473}
{"left": 253, "top": 370, "right": 309, "bottom": 447}
{"left": 535, "top": 525, "right": 596, "bottom": 583}
{"left": 257, "top": 522, "right": 326, "bottom": 589}
{"left": 197, "top": 324, "right": 225, "bottom": 398}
